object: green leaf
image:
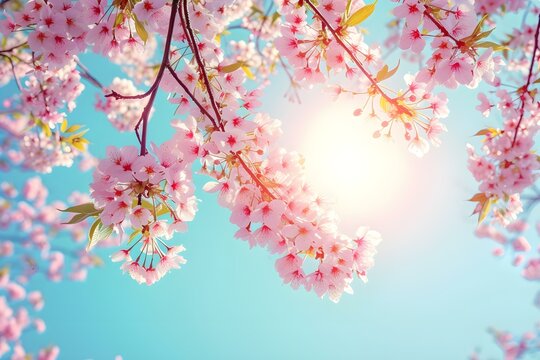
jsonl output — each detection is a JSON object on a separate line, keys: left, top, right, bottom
{"left": 59, "top": 202, "right": 98, "bottom": 214}
{"left": 87, "top": 218, "right": 114, "bottom": 251}
{"left": 475, "top": 28, "right": 495, "bottom": 42}
{"left": 221, "top": 62, "right": 244, "bottom": 73}
{"left": 473, "top": 128, "right": 500, "bottom": 137}
{"left": 478, "top": 197, "right": 493, "bottom": 224}
{"left": 475, "top": 41, "right": 508, "bottom": 51}
{"left": 132, "top": 199, "right": 155, "bottom": 211}
{"left": 345, "top": 0, "right": 353, "bottom": 18}
{"left": 133, "top": 14, "right": 148, "bottom": 43}
{"left": 37, "top": 119, "right": 52, "bottom": 137}
{"left": 345, "top": 0, "right": 377, "bottom": 27}
{"left": 64, "top": 129, "right": 89, "bottom": 142}
{"left": 471, "top": 14, "right": 489, "bottom": 38}
{"left": 60, "top": 119, "right": 68, "bottom": 132}
{"left": 270, "top": 12, "right": 280, "bottom": 25}
{"left": 128, "top": 229, "right": 141, "bottom": 244}
{"left": 156, "top": 204, "right": 171, "bottom": 217}
{"left": 62, "top": 212, "right": 94, "bottom": 225}
{"left": 242, "top": 65, "right": 255, "bottom": 80}
{"left": 65, "top": 124, "right": 82, "bottom": 133}
{"left": 375, "top": 60, "right": 400, "bottom": 82}
{"left": 474, "top": 40, "right": 501, "bottom": 48}
{"left": 114, "top": 12, "right": 125, "bottom": 27}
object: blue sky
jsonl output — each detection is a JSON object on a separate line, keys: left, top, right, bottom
{"left": 8, "top": 2, "right": 540, "bottom": 359}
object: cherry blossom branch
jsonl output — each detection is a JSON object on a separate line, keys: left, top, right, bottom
{"left": 165, "top": 63, "right": 220, "bottom": 128}
{"left": 0, "top": 54, "right": 22, "bottom": 90}
{"left": 422, "top": 7, "right": 464, "bottom": 48}
{"left": 304, "top": 0, "right": 412, "bottom": 116}
{"left": 278, "top": 55, "right": 301, "bottom": 103}
{"left": 255, "top": 2, "right": 275, "bottom": 54}
{"left": 105, "top": 1, "right": 179, "bottom": 102}
{"left": 75, "top": 59, "right": 104, "bottom": 90}
{"left": 180, "top": 0, "right": 225, "bottom": 131}
{"left": 135, "top": 0, "right": 179, "bottom": 155}
{"left": 512, "top": 13, "right": 540, "bottom": 146}
{"left": 165, "top": 63, "right": 276, "bottom": 199}
{"left": 0, "top": 42, "right": 27, "bottom": 54}
{"left": 233, "top": 151, "right": 276, "bottom": 200}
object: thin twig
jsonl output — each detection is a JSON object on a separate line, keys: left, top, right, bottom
{"left": 180, "top": 0, "right": 225, "bottom": 131}
{"left": 512, "top": 13, "right": 540, "bottom": 146}
{"left": 75, "top": 59, "right": 104, "bottom": 89}
{"left": 0, "top": 54, "right": 22, "bottom": 90}
{"left": 304, "top": 0, "right": 412, "bottom": 116}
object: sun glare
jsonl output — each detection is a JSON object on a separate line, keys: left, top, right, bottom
{"left": 289, "top": 100, "right": 412, "bottom": 225}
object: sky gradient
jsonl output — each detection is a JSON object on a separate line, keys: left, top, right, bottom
{"left": 9, "top": 3, "right": 540, "bottom": 359}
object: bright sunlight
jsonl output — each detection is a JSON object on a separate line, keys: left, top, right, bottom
{"left": 289, "top": 99, "right": 412, "bottom": 224}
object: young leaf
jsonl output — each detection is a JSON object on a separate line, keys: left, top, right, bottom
{"left": 62, "top": 212, "right": 94, "bottom": 225}
{"left": 156, "top": 204, "right": 170, "bottom": 217}
{"left": 475, "top": 28, "right": 495, "bottom": 42}
{"left": 114, "top": 12, "right": 125, "bottom": 27}
{"left": 65, "top": 124, "right": 82, "bottom": 133}
{"left": 221, "top": 62, "right": 244, "bottom": 73}
{"left": 376, "top": 60, "right": 400, "bottom": 82}
{"left": 128, "top": 229, "right": 142, "bottom": 244}
{"left": 87, "top": 218, "right": 114, "bottom": 251}
{"left": 64, "top": 129, "right": 89, "bottom": 142}
{"left": 133, "top": 15, "right": 148, "bottom": 43}
{"left": 60, "top": 119, "right": 68, "bottom": 132}
{"left": 379, "top": 95, "right": 390, "bottom": 113}
{"left": 468, "top": 193, "right": 486, "bottom": 203}
{"left": 478, "top": 197, "right": 494, "bottom": 224}
{"left": 70, "top": 138, "right": 88, "bottom": 152}
{"left": 59, "top": 202, "right": 98, "bottom": 214}
{"left": 242, "top": 66, "right": 255, "bottom": 80}
{"left": 345, "top": 0, "right": 353, "bottom": 18}
{"left": 345, "top": 0, "right": 377, "bottom": 27}
{"left": 473, "top": 128, "right": 500, "bottom": 137}
{"left": 38, "top": 120, "right": 52, "bottom": 137}
{"left": 475, "top": 41, "right": 507, "bottom": 51}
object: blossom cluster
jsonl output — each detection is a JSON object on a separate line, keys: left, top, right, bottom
{"left": 392, "top": 0, "right": 501, "bottom": 88}
{"left": 274, "top": 0, "right": 487, "bottom": 156}
{"left": 0, "top": 0, "right": 539, "bottom": 357}
{"left": 0, "top": 42, "right": 88, "bottom": 172}
{"left": 89, "top": 125, "right": 199, "bottom": 284}
{"left": 0, "top": 177, "right": 112, "bottom": 358}
{"left": 201, "top": 111, "right": 381, "bottom": 301}
{"left": 467, "top": 7, "right": 540, "bottom": 227}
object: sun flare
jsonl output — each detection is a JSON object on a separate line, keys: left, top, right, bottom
{"left": 289, "top": 100, "right": 412, "bottom": 225}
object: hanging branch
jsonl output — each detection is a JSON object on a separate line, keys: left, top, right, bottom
{"left": 180, "top": 0, "right": 225, "bottom": 131}
{"left": 304, "top": 0, "right": 413, "bottom": 117}
{"left": 512, "top": 13, "right": 540, "bottom": 146}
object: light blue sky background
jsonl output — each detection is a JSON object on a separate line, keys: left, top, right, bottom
{"left": 6, "top": 2, "right": 540, "bottom": 359}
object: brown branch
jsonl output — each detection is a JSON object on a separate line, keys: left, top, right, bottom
{"left": 75, "top": 59, "right": 104, "bottom": 90}
{"left": 304, "top": 0, "right": 412, "bottom": 117}
{"left": 104, "top": 0, "right": 178, "bottom": 103}
{"left": 422, "top": 7, "right": 464, "bottom": 48}
{"left": 0, "top": 42, "right": 27, "bottom": 54}
{"left": 512, "top": 13, "right": 540, "bottom": 146}
{"left": 0, "top": 54, "right": 22, "bottom": 90}
{"left": 180, "top": 0, "right": 225, "bottom": 131}
{"left": 165, "top": 63, "right": 220, "bottom": 128}
{"left": 134, "top": 0, "right": 180, "bottom": 156}
{"left": 234, "top": 152, "right": 275, "bottom": 200}
{"left": 165, "top": 63, "right": 275, "bottom": 199}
